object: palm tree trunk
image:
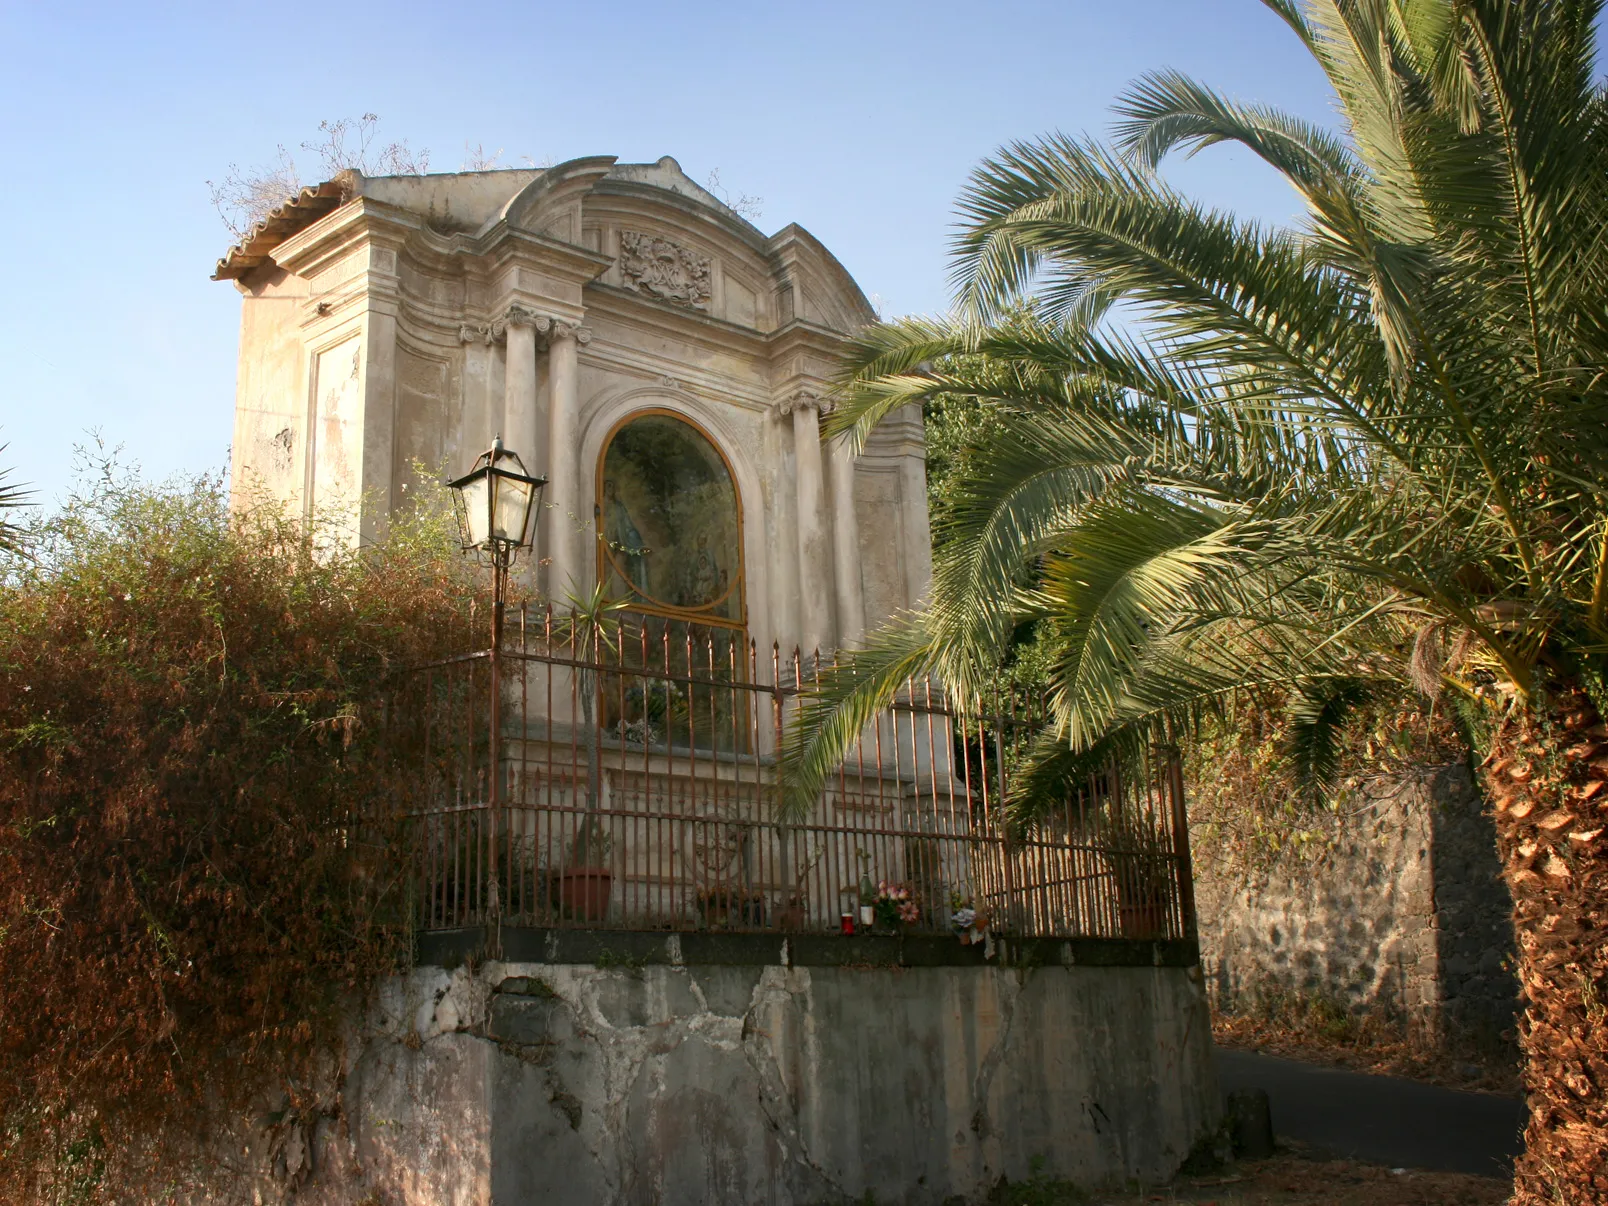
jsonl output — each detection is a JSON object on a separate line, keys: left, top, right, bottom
{"left": 1485, "top": 686, "right": 1608, "bottom": 1203}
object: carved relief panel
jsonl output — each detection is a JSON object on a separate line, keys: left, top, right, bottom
{"left": 618, "top": 231, "right": 712, "bottom": 310}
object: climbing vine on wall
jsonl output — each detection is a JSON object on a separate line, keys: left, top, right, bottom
{"left": 1184, "top": 691, "right": 1467, "bottom": 875}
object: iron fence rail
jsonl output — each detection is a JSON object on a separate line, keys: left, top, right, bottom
{"left": 390, "top": 606, "right": 1195, "bottom": 944}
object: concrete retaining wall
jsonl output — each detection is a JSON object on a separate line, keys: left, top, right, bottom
{"left": 294, "top": 948, "right": 1218, "bottom": 1204}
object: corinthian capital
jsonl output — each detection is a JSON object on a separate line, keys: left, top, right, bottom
{"left": 776, "top": 387, "right": 831, "bottom": 418}
{"left": 458, "top": 318, "right": 505, "bottom": 345}
{"left": 503, "top": 304, "right": 545, "bottom": 330}
{"left": 545, "top": 318, "right": 592, "bottom": 347}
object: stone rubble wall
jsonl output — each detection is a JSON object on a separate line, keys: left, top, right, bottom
{"left": 1194, "top": 763, "right": 1518, "bottom": 1046}
{"left": 288, "top": 958, "right": 1219, "bottom": 1205}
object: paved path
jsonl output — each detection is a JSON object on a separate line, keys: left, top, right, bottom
{"left": 1215, "top": 1048, "right": 1526, "bottom": 1178}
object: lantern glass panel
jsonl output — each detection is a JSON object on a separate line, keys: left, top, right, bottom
{"left": 457, "top": 473, "right": 491, "bottom": 548}
{"left": 493, "top": 473, "right": 534, "bottom": 544}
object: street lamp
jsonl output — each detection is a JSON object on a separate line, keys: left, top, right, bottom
{"left": 446, "top": 436, "right": 546, "bottom": 951}
{"left": 447, "top": 436, "right": 546, "bottom": 568}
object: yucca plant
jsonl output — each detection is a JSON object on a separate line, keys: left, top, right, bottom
{"left": 0, "top": 442, "right": 31, "bottom": 554}
{"left": 784, "top": 2, "right": 1608, "bottom": 1196}
{"left": 552, "top": 583, "right": 631, "bottom": 866}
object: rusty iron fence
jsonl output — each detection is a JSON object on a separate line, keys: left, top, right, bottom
{"left": 388, "top": 606, "right": 1195, "bottom": 943}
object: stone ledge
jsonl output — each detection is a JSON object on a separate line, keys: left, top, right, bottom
{"left": 416, "top": 925, "right": 1199, "bottom": 970}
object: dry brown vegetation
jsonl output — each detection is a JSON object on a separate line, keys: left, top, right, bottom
{"left": 1087, "top": 1147, "right": 1509, "bottom": 1206}
{"left": 1211, "top": 1010, "right": 1520, "bottom": 1097}
{"left": 0, "top": 461, "right": 477, "bottom": 1200}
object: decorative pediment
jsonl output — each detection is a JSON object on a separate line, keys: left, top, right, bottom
{"left": 618, "top": 231, "right": 712, "bottom": 311}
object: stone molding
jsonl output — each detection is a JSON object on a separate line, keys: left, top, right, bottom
{"left": 618, "top": 230, "right": 713, "bottom": 311}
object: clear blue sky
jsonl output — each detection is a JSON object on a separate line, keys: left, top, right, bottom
{"left": 0, "top": 1, "right": 1341, "bottom": 509}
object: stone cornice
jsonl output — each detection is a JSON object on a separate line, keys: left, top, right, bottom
{"left": 471, "top": 223, "right": 613, "bottom": 290}
{"left": 265, "top": 197, "right": 613, "bottom": 310}
{"left": 765, "top": 224, "right": 880, "bottom": 329}
{"left": 267, "top": 196, "right": 416, "bottom": 283}
{"left": 765, "top": 318, "right": 856, "bottom": 360}
{"left": 570, "top": 340, "right": 771, "bottom": 413}
{"left": 583, "top": 282, "right": 771, "bottom": 356}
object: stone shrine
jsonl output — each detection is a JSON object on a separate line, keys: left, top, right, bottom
{"left": 211, "top": 157, "right": 1220, "bottom": 1205}
{"left": 216, "top": 155, "right": 932, "bottom": 657}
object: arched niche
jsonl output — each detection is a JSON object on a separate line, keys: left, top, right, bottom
{"left": 578, "top": 384, "right": 777, "bottom": 661}
{"left": 595, "top": 409, "right": 746, "bottom": 630}
{"left": 593, "top": 408, "right": 751, "bottom": 753}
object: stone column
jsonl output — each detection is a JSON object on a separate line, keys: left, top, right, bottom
{"left": 826, "top": 426, "right": 866, "bottom": 647}
{"left": 502, "top": 306, "right": 541, "bottom": 464}
{"left": 784, "top": 389, "right": 832, "bottom": 655}
{"left": 544, "top": 318, "right": 591, "bottom": 601}
{"left": 899, "top": 405, "right": 934, "bottom": 608}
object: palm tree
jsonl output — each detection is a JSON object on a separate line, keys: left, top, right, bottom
{"left": 785, "top": 2, "right": 1608, "bottom": 1197}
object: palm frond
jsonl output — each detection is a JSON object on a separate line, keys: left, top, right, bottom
{"left": 1284, "top": 676, "right": 1376, "bottom": 795}
{"left": 786, "top": 0, "right": 1608, "bottom": 846}
{"left": 777, "top": 614, "right": 939, "bottom": 820}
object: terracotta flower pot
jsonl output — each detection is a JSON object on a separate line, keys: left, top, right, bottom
{"left": 1117, "top": 896, "right": 1169, "bottom": 940}
{"left": 557, "top": 868, "right": 613, "bottom": 922}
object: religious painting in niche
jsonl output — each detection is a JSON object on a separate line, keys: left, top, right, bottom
{"left": 597, "top": 412, "right": 743, "bottom": 626}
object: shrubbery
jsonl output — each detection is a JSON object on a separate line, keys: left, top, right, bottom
{"left": 0, "top": 455, "right": 478, "bottom": 1200}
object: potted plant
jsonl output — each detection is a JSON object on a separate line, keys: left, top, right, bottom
{"left": 555, "top": 817, "right": 613, "bottom": 922}
{"left": 948, "top": 890, "right": 989, "bottom": 945}
{"left": 1101, "top": 811, "right": 1176, "bottom": 940}
{"left": 551, "top": 586, "right": 628, "bottom": 924}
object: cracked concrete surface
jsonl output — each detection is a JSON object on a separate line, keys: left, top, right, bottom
{"left": 297, "top": 959, "right": 1217, "bottom": 1205}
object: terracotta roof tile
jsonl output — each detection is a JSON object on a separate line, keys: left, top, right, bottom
{"left": 211, "top": 178, "right": 350, "bottom": 281}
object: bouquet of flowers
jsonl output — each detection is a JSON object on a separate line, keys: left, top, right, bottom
{"left": 949, "top": 891, "right": 990, "bottom": 945}
{"left": 874, "top": 881, "right": 920, "bottom": 929}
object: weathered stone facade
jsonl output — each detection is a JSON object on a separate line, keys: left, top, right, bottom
{"left": 1195, "top": 764, "right": 1518, "bottom": 1048}
{"left": 217, "top": 156, "right": 931, "bottom": 658}
{"left": 274, "top": 953, "right": 1217, "bottom": 1205}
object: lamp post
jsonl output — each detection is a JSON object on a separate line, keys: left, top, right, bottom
{"left": 447, "top": 437, "right": 546, "bottom": 938}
